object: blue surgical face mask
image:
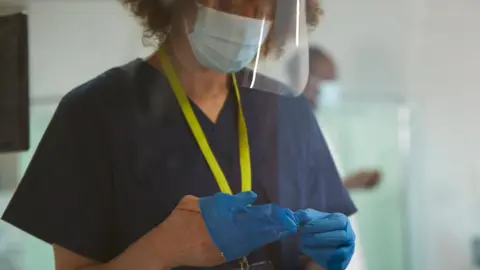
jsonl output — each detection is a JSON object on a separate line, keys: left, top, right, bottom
{"left": 187, "top": 4, "right": 271, "bottom": 73}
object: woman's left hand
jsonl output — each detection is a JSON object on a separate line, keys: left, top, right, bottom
{"left": 199, "top": 191, "right": 299, "bottom": 262}
{"left": 295, "top": 209, "right": 355, "bottom": 270}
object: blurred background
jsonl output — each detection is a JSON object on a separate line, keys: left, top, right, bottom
{"left": 0, "top": 0, "right": 479, "bottom": 270}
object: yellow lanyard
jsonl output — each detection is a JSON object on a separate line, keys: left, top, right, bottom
{"left": 158, "top": 48, "right": 251, "bottom": 195}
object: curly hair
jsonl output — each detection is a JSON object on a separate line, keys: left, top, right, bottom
{"left": 120, "top": 0, "right": 322, "bottom": 57}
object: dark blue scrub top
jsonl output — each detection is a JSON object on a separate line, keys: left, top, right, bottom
{"left": 2, "top": 60, "right": 356, "bottom": 269}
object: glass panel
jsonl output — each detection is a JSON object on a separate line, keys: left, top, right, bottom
{"left": 315, "top": 98, "right": 410, "bottom": 270}
{"left": 0, "top": 104, "right": 58, "bottom": 270}
{"left": 0, "top": 191, "right": 23, "bottom": 270}
{"left": 18, "top": 104, "right": 58, "bottom": 270}
{"left": 18, "top": 104, "right": 58, "bottom": 177}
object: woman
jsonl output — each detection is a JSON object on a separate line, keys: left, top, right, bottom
{"left": 2, "top": 0, "right": 356, "bottom": 269}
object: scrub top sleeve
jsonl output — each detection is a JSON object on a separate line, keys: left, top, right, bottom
{"left": 307, "top": 111, "right": 357, "bottom": 217}
{"left": 2, "top": 90, "right": 114, "bottom": 262}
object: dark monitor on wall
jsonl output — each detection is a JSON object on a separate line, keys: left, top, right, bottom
{"left": 0, "top": 10, "right": 29, "bottom": 153}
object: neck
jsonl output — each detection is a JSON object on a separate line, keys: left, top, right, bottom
{"left": 180, "top": 70, "right": 229, "bottom": 102}
{"left": 148, "top": 40, "right": 230, "bottom": 122}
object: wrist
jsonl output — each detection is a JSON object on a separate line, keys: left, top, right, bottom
{"left": 305, "top": 261, "right": 325, "bottom": 270}
{"left": 300, "top": 255, "right": 325, "bottom": 270}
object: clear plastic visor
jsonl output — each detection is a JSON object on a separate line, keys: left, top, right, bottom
{"left": 180, "top": 0, "right": 313, "bottom": 97}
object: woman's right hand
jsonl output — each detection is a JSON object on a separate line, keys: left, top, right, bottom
{"left": 150, "top": 192, "right": 299, "bottom": 268}
{"left": 151, "top": 194, "right": 225, "bottom": 268}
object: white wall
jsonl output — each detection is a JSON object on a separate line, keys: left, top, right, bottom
{"left": 28, "top": 1, "right": 153, "bottom": 100}
{"left": 311, "top": 0, "right": 415, "bottom": 95}
{"left": 407, "top": 0, "right": 480, "bottom": 269}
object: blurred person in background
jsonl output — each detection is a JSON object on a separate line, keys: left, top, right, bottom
{"left": 289, "top": 46, "right": 384, "bottom": 270}
{"left": 1, "top": 1, "right": 357, "bottom": 270}
{"left": 294, "top": 45, "right": 382, "bottom": 191}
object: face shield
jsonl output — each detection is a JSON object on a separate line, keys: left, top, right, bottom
{"left": 180, "top": 0, "right": 313, "bottom": 97}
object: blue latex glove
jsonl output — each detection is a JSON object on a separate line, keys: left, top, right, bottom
{"left": 199, "top": 191, "right": 299, "bottom": 262}
{"left": 295, "top": 209, "right": 355, "bottom": 270}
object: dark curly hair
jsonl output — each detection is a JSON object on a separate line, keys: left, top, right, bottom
{"left": 120, "top": 0, "right": 323, "bottom": 57}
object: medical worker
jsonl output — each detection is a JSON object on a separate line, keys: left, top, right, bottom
{"left": 3, "top": 1, "right": 356, "bottom": 269}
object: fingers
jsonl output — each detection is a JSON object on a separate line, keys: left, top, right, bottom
{"left": 297, "top": 211, "right": 347, "bottom": 233}
{"left": 276, "top": 207, "right": 300, "bottom": 234}
{"left": 295, "top": 209, "right": 330, "bottom": 225}
{"left": 210, "top": 191, "right": 258, "bottom": 208}
{"left": 299, "top": 214, "right": 355, "bottom": 270}
{"left": 302, "top": 245, "right": 355, "bottom": 270}
{"left": 327, "top": 245, "right": 355, "bottom": 270}
{"left": 301, "top": 230, "right": 354, "bottom": 248}
{"left": 199, "top": 192, "right": 258, "bottom": 216}
{"left": 232, "top": 204, "right": 299, "bottom": 235}
{"left": 231, "top": 191, "right": 258, "bottom": 206}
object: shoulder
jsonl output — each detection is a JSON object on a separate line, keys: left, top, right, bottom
{"left": 239, "top": 70, "right": 316, "bottom": 145}
{"left": 256, "top": 72, "right": 314, "bottom": 125}
{"left": 56, "top": 59, "right": 174, "bottom": 129}
{"left": 59, "top": 59, "right": 147, "bottom": 112}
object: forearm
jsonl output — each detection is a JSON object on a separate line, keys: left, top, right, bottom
{"left": 80, "top": 227, "right": 170, "bottom": 270}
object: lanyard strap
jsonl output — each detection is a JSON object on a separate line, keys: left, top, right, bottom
{"left": 158, "top": 47, "right": 251, "bottom": 195}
